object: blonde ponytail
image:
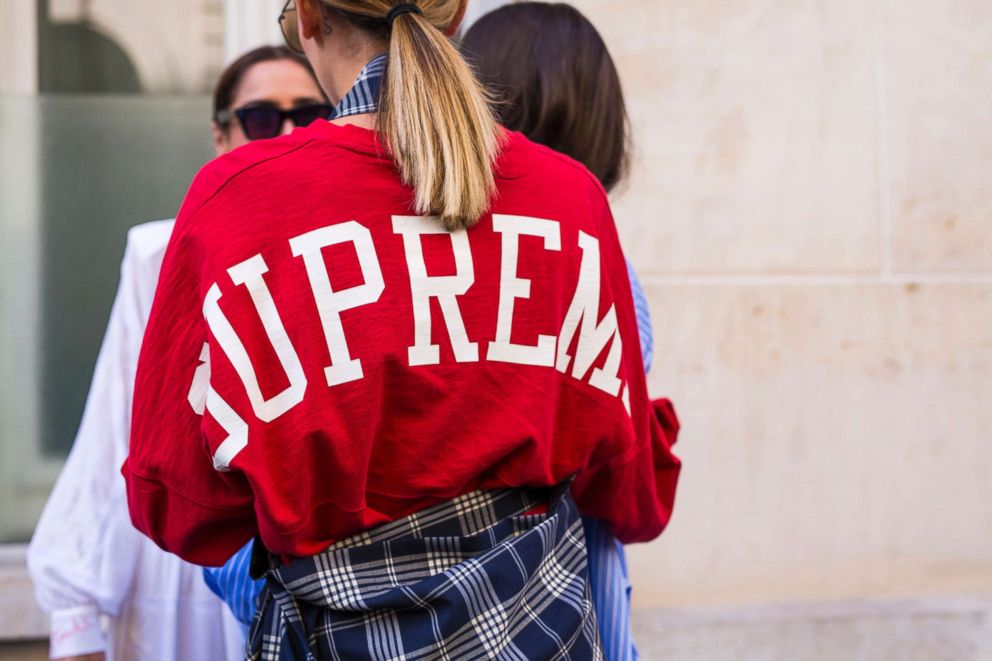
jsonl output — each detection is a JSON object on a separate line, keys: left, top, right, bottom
{"left": 322, "top": 1, "right": 501, "bottom": 230}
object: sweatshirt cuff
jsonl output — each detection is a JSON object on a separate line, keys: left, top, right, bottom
{"left": 49, "top": 605, "right": 107, "bottom": 659}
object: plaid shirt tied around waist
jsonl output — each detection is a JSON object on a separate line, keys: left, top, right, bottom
{"left": 247, "top": 484, "right": 603, "bottom": 660}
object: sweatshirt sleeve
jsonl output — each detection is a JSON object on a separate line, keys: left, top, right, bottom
{"left": 123, "top": 176, "right": 257, "bottom": 567}
{"left": 27, "top": 236, "right": 150, "bottom": 658}
{"left": 570, "top": 186, "right": 681, "bottom": 544}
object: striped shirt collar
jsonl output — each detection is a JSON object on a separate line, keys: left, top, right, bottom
{"left": 332, "top": 53, "right": 388, "bottom": 120}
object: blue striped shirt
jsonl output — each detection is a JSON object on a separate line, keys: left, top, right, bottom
{"left": 200, "top": 541, "right": 257, "bottom": 627}
{"left": 627, "top": 260, "right": 653, "bottom": 374}
{"left": 202, "top": 55, "right": 655, "bottom": 661}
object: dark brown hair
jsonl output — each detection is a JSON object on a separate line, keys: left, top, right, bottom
{"left": 212, "top": 45, "right": 320, "bottom": 119}
{"left": 461, "top": 2, "right": 630, "bottom": 193}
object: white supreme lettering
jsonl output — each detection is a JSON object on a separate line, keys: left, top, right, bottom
{"left": 290, "top": 222, "right": 385, "bottom": 386}
{"left": 198, "top": 217, "right": 631, "bottom": 432}
{"left": 205, "top": 254, "right": 306, "bottom": 423}
{"left": 487, "top": 214, "right": 561, "bottom": 367}
{"left": 555, "top": 231, "right": 624, "bottom": 396}
{"left": 187, "top": 343, "right": 248, "bottom": 471}
{"left": 392, "top": 215, "right": 479, "bottom": 366}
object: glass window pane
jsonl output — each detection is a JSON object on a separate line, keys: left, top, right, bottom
{"left": 1, "top": 0, "right": 232, "bottom": 548}
{"left": 0, "top": 95, "right": 215, "bottom": 542}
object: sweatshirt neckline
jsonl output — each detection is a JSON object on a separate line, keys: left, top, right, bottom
{"left": 310, "top": 120, "right": 383, "bottom": 154}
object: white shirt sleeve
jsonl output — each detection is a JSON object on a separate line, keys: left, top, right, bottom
{"left": 27, "top": 231, "right": 155, "bottom": 658}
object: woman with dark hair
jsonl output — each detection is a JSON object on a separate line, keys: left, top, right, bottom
{"left": 462, "top": 3, "right": 654, "bottom": 371}
{"left": 123, "top": 1, "right": 679, "bottom": 659}
{"left": 461, "top": 6, "right": 663, "bottom": 659}
{"left": 211, "top": 46, "right": 332, "bottom": 153}
{"left": 28, "top": 45, "right": 328, "bottom": 661}
{"left": 462, "top": 2, "right": 631, "bottom": 194}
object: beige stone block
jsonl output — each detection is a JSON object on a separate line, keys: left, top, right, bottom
{"left": 570, "top": 0, "right": 880, "bottom": 275}
{"left": 632, "top": 598, "right": 992, "bottom": 661}
{"left": 631, "top": 282, "right": 992, "bottom": 607}
{"left": 884, "top": 1, "right": 992, "bottom": 273}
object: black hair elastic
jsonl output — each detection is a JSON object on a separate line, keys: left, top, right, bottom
{"left": 386, "top": 3, "right": 422, "bottom": 26}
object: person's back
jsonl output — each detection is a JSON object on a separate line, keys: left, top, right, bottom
{"left": 125, "top": 120, "right": 675, "bottom": 563}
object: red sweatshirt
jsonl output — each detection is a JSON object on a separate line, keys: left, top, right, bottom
{"left": 123, "top": 123, "right": 680, "bottom": 566}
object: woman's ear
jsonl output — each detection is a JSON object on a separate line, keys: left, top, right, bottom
{"left": 445, "top": 0, "right": 469, "bottom": 37}
{"left": 297, "top": 0, "right": 325, "bottom": 41}
{"left": 211, "top": 121, "right": 229, "bottom": 156}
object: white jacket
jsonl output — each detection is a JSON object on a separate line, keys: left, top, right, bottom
{"left": 27, "top": 220, "right": 245, "bottom": 660}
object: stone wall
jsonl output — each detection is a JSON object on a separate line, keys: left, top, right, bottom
{"left": 565, "top": 0, "right": 992, "bottom": 610}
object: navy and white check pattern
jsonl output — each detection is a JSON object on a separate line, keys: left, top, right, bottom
{"left": 332, "top": 53, "right": 388, "bottom": 120}
{"left": 247, "top": 485, "right": 603, "bottom": 660}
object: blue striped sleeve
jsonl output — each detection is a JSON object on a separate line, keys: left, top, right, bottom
{"left": 581, "top": 261, "right": 652, "bottom": 660}
{"left": 626, "top": 259, "right": 653, "bottom": 373}
{"left": 202, "top": 540, "right": 265, "bottom": 629}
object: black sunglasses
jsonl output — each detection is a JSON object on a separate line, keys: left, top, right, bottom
{"left": 216, "top": 103, "right": 333, "bottom": 141}
{"left": 279, "top": 1, "right": 304, "bottom": 55}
